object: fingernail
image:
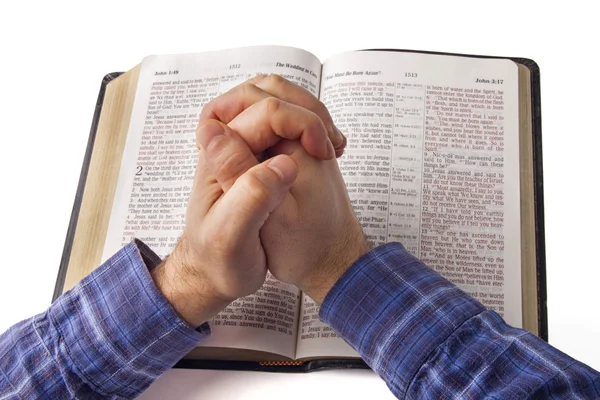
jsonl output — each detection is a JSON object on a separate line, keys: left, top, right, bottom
{"left": 197, "top": 121, "right": 224, "bottom": 151}
{"left": 268, "top": 155, "right": 297, "bottom": 184}
{"left": 334, "top": 134, "right": 346, "bottom": 158}
{"left": 333, "top": 126, "right": 345, "bottom": 148}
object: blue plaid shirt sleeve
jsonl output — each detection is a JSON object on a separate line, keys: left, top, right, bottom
{"left": 320, "top": 242, "right": 600, "bottom": 399}
{"left": 0, "top": 240, "right": 209, "bottom": 399}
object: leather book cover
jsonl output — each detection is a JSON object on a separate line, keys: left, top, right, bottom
{"left": 53, "top": 50, "right": 544, "bottom": 373}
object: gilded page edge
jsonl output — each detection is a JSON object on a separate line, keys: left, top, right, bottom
{"left": 62, "top": 65, "right": 141, "bottom": 292}
{"left": 518, "top": 64, "right": 539, "bottom": 335}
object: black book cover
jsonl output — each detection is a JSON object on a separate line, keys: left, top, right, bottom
{"left": 53, "top": 49, "right": 545, "bottom": 373}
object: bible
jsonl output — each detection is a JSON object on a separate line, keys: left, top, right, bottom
{"left": 54, "top": 46, "right": 545, "bottom": 372}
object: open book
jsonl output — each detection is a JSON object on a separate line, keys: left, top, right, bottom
{"left": 54, "top": 46, "right": 545, "bottom": 372}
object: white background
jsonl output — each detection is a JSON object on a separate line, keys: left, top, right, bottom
{"left": 0, "top": 1, "right": 598, "bottom": 398}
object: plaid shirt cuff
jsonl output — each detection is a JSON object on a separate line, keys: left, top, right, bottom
{"left": 320, "top": 242, "right": 485, "bottom": 396}
{"left": 46, "top": 240, "right": 209, "bottom": 398}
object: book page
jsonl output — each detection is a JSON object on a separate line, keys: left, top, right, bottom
{"left": 298, "top": 51, "right": 521, "bottom": 359}
{"left": 102, "top": 46, "right": 322, "bottom": 359}
{"left": 296, "top": 293, "right": 359, "bottom": 359}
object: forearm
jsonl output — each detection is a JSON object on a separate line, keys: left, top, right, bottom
{"left": 320, "top": 243, "right": 600, "bottom": 399}
{"left": 0, "top": 241, "right": 209, "bottom": 399}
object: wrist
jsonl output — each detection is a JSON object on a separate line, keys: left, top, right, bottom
{"left": 301, "top": 230, "right": 371, "bottom": 304}
{"left": 151, "top": 246, "right": 230, "bottom": 328}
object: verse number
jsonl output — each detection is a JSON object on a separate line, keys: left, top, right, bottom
{"left": 135, "top": 166, "right": 143, "bottom": 176}
{"left": 405, "top": 72, "right": 418, "bottom": 78}
{"left": 229, "top": 64, "right": 241, "bottom": 69}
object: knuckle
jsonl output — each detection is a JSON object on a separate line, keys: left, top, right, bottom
{"left": 263, "top": 96, "right": 282, "bottom": 116}
{"left": 239, "top": 82, "right": 255, "bottom": 98}
{"left": 248, "top": 73, "right": 267, "bottom": 83}
{"left": 314, "top": 99, "right": 328, "bottom": 115}
{"left": 313, "top": 100, "right": 333, "bottom": 123}
{"left": 264, "top": 73, "right": 287, "bottom": 86}
{"left": 213, "top": 147, "right": 251, "bottom": 179}
{"left": 240, "top": 172, "right": 271, "bottom": 205}
{"left": 306, "top": 109, "right": 328, "bottom": 134}
{"left": 248, "top": 73, "right": 269, "bottom": 84}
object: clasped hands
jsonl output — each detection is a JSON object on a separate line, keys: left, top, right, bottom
{"left": 151, "top": 75, "right": 369, "bottom": 327}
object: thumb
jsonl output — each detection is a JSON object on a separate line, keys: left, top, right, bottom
{"left": 208, "top": 155, "right": 298, "bottom": 244}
